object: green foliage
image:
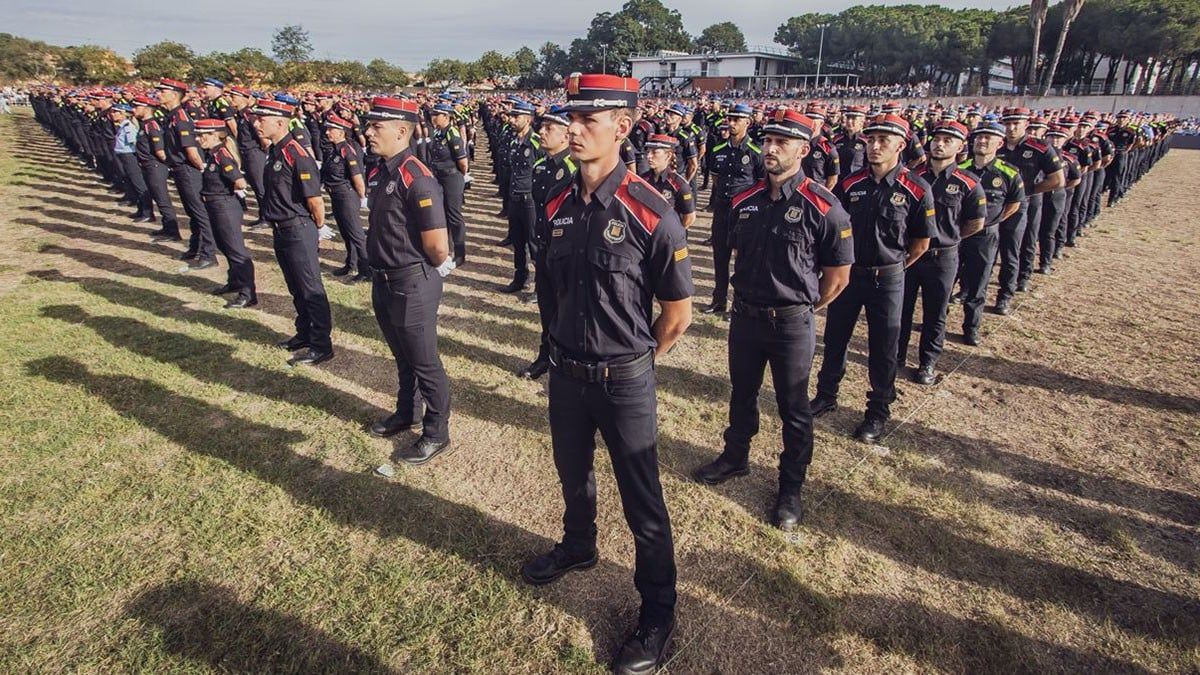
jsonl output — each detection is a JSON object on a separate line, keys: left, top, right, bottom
{"left": 0, "top": 33, "right": 64, "bottom": 82}
{"left": 694, "top": 22, "right": 748, "bottom": 53}
{"left": 271, "top": 25, "right": 313, "bottom": 63}
{"left": 59, "top": 45, "right": 129, "bottom": 85}
{"left": 132, "top": 41, "right": 195, "bottom": 81}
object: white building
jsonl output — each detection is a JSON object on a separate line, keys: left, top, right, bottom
{"left": 627, "top": 46, "right": 855, "bottom": 93}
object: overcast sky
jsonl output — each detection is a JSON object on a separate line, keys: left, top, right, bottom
{"left": 5, "top": 0, "right": 1010, "bottom": 71}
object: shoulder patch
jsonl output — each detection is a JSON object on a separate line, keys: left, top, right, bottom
{"left": 896, "top": 169, "right": 927, "bottom": 201}
{"left": 545, "top": 182, "right": 572, "bottom": 221}
{"left": 1025, "top": 138, "right": 1049, "bottom": 152}
{"left": 797, "top": 178, "right": 834, "bottom": 216}
{"left": 398, "top": 155, "right": 434, "bottom": 188}
{"left": 953, "top": 169, "right": 979, "bottom": 191}
{"left": 840, "top": 168, "right": 871, "bottom": 193}
{"left": 617, "top": 174, "right": 668, "bottom": 235}
{"left": 730, "top": 180, "right": 768, "bottom": 210}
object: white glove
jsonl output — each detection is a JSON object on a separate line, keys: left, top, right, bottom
{"left": 234, "top": 189, "right": 247, "bottom": 199}
{"left": 435, "top": 258, "right": 456, "bottom": 277}
{"left": 318, "top": 225, "right": 336, "bottom": 240}
{"left": 462, "top": 173, "right": 473, "bottom": 184}
{"left": 360, "top": 196, "right": 369, "bottom": 209}
{"left": 316, "top": 160, "right": 323, "bottom": 170}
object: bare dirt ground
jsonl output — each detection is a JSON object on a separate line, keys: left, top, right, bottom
{"left": 0, "top": 108, "right": 1197, "bottom": 673}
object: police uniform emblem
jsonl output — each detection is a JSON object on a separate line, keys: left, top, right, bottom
{"left": 813, "top": 151, "right": 823, "bottom": 159}
{"left": 661, "top": 189, "right": 673, "bottom": 201}
{"left": 385, "top": 181, "right": 396, "bottom": 195}
{"left": 273, "top": 160, "right": 283, "bottom": 171}
{"left": 945, "top": 184, "right": 959, "bottom": 194}
{"left": 1022, "top": 150, "right": 1033, "bottom": 158}
{"left": 603, "top": 219, "right": 626, "bottom": 244}
{"left": 741, "top": 154, "right": 750, "bottom": 165}
{"left": 784, "top": 205, "right": 803, "bottom": 223}
{"left": 555, "top": 168, "right": 564, "bottom": 180}
{"left": 524, "top": 147, "right": 530, "bottom": 157}
{"left": 992, "top": 176, "right": 1002, "bottom": 187}
{"left": 890, "top": 192, "right": 906, "bottom": 206}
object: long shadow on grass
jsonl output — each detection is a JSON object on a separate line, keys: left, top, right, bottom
{"left": 126, "top": 579, "right": 395, "bottom": 673}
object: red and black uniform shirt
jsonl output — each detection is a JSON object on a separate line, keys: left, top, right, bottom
{"left": 916, "top": 163, "right": 988, "bottom": 248}
{"left": 639, "top": 169, "right": 696, "bottom": 219}
{"left": 162, "top": 105, "right": 196, "bottom": 168}
{"left": 321, "top": 140, "right": 364, "bottom": 188}
{"left": 835, "top": 163, "right": 936, "bottom": 268}
{"left": 261, "top": 135, "right": 322, "bottom": 222}
{"left": 999, "top": 135, "right": 1062, "bottom": 190}
{"left": 366, "top": 148, "right": 446, "bottom": 270}
{"left": 135, "top": 117, "right": 166, "bottom": 166}
{"left": 200, "top": 145, "right": 243, "bottom": 197}
{"left": 802, "top": 133, "right": 841, "bottom": 183}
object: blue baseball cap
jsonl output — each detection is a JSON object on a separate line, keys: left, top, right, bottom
{"left": 972, "top": 121, "right": 1006, "bottom": 138}
{"left": 666, "top": 103, "right": 690, "bottom": 116}
{"left": 540, "top": 104, "right": 569, "bottom": 127}
{"left": 110, "top": 103, "right": 133, "bottom": 113}
{"left": 203, "top": 78, "right": 225, "bottom": 88}
{"left": 726, "top": 103, "right": 753, "bottom": 119}
{"left": 432, "top": 103, "right": 455, "bottom": 115}
{"left": 274, "top": 93, "right": 299, "bottom": 105}
{"left": 509, "top": 101, "right": 535, "bottom": 116}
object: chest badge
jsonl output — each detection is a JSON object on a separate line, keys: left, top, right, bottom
{"left": 603, "top": 219, "right": 626, "bottom": 244}
{"left": 1022, "top": 150, "right": 1033, "bottom": 158}
{"left": 813, "top": 151, "right": 823, "bottom": 159}
{"left": 945, "top": 184, "right": 959, "bottom": 194}
{"left": 741, "top": 154, "right": 750, "bottom": 165}
{"left": 661, "top": 189, "right": 673, "bottom": 200}
{"left": 272, "top": 160, "right": 283, "bottom": 171}
{"left": 555, "top": 168, "right": 564, "bottom": 180}
{"left": 385, "top": 181, "right": 396, "bottom": 195}
{"left": 992, "top": 176, "right": 1003, "bottom": 188}
{"left": 890, "top": 192, "right": 906, "bottom": 206}
{"left": 784, "top": 205, "right": 803, "bottom": 223}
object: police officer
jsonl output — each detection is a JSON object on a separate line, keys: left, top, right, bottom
{"left": 194, "top": 118, "right": 258, "bottom": 309}
{"left": 501, "top": 101, "right": 542, "bottom": 292}
{"left": 996, "top": 107, "right": 1062, "bottom": 312}
{"left": 520, "top": 73, "right": 692, "bottom": 675}
{"left": 956, "top": 122, "right": 1025, "bottom": 346}
{"left": 251, "top": 98, "right": 335, "bottom": 366}
{"left": 156, "top": 78, "right": 218, "bottom": 269}
{"left": 704, "top": 103, "right": 763, "bottom": 315}
{"left": 361, "top": 97, "right": 455, "bottom": 463}
{"left": 662, "top": 103, "right": 698, "bottom": 185}
{"left": 802, "top": 103, "right": 840, "bottom": 190}
{"left": 229, "top": 85, "right": 269, "bottom": 228}
{"left": 1085, "top": 116, "right": 1114, "bottom": 230}
{"left": 832, "top": 105, "right": 868, "bottom": 178}
{"left": 109, "top": 103, "right": 151, "bottom": 222}
{"left": 517, "top": 105, "right": 577, "bottom": 380}
{"left": 425, "top": 102, "right": 471, "bottom": 266}
{"left": 812, "top": 114, "right": 933, "bottom": 443}
{"left": 639, "top": 134, "right": 696, "bottom": 228}
{"left": 1106, "top": 111, "right": 1137, "bottom": 205}
{"left": 131, "top": 95, "right": 181, "bottom": 240}
{"left": 692, "top": 109, "right": 853, "bottom": 531}
{"left": 201, "top": 78, "right": 237, "bottom": 136}
{"left": 320, "top": 113, "right": 370, "bottom": 282}
{"left": 901, "top": 121, "right": 986, "bottom": 384}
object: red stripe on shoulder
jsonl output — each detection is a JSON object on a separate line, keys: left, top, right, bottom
{"left": 953, "top": 169, "right": 978, "bottom": 191}
{"left": 617, "top": 173, "right": 663, "bottom": 235}
{"left": 546, "top": 184, "right": 571, "bottom": 221}
{"left": 667, "top": 173, "right": 684, "bottom": 191}
{"left": 840, "top": 169, "right": 870, "bottom": 192}
{"left": 896, "top": 169, "right": 926, "bottom": 201}
{"left": 731, "top": 180, "right": 767, "bottom": 209}
{"left": 797, "top": 178, "right": 833, "bottom": 216}
{"left": 1025, "top": 138, "right": 1049, "bottom": 152}
{"left": 281, "top": 139, "right": 307, "bottom": 167}
{"left": 401, "top": 155, "right": 434, "bottom": 178}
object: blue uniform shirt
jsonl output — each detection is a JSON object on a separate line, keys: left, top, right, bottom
{"left": 114, "top": 119, "right": 137, "bottom": 154}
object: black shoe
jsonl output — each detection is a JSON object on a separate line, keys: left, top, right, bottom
{"left": 517, "top": 358, "right": 550, "bottom": 380}
{"left": 1017, "top": 279, "right": 1031, "bottom": 292}
{"left": 1051, "top": 251, "right": 1062, "bottom": 260}
{"left": 700, "top": 301, "right": 726, "bottom": 315}
{"left": 810, "top": 394, "right": 837, "bottom": 418}
{"left": 189, "top": 258, "right": 217, "bottom": 271}
{"left": 224, "top": 294, "right": 258, "bottom": 309}
{"left": 453, "top": 255, "right": 466, "bottom": 268}
{"left": 210, "top": 283, "right": 236, "bottom": 295}
{"left": 500, "top": 279, "right": 528, "bottom": 293}
{"left": 178, "top": 251, "right": 198, "bottom": 261}
{"left": 275, "top": 336, "right": 310, "bottom": 351}
{"left": 854, "top": 417, "right": 886, "bottom": 443}
{"left": 332, "top": 265, "right": 354, "bottom": 277}
{"left": 772, "top": 489, "right": 803, "bottom": 532}
{"left": 1065, "top": 240, "right": 1078, "bottom": 248}
{"left": 496, "top": 237, "right": 512, "bottom": 246}
{"left": 912, "top": 364, "right": 936, "bottom": 385}
{"left": 948, "top": 291, "right": 963, "bottom": 304}
{"left": 1035, "top": 264, "right": 1051, "bottom": 274}
{"left": 693, "top": 457, "right": 749, "bottom": 485}
{"left": 151, "top": 232, "right": 182, "bottom": 243}
{"left": 132, "top": 215, "right": 155, "bottom": 223}
{"left": 963, "top": 328, "right": 981, "bottom": 346}
{"left": 247, "top": 218, "right": 265, "bottom": 228}
{"left": 994, "top": 298, "right": 1012, "bottom": 315}
{"left": 700, "top": 236, "right": 713, "bottom": 246}
{"left": 351, "top": 272, "right": 372, "bottom": 283}
{"left": 399, "top": 436, "right": 452, "bottom": 465}
{"left": 520, "top": 544, "right": 598, "bottom": 586}
{"left": 288, "top": 348, "right": 334, "bottom": 367}
{"left": 612, "top": 616, "right": 675, "bottom": 675}
{"left": 369, "top": 413, "right": 420, "bottom": 438}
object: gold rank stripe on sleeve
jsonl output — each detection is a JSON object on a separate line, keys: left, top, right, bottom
{"left": 673, "top": 247, "right": 688, "bottom": 262}
{"left": 840, "top": 228, "right": 852, "bottom": 239}
{"left": 418, "top": 198, "right": 433, "bottom": 208}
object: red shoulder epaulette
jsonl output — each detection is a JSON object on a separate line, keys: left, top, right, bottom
{"left": 545, "top": 182, "right": 572, "bottom": 221}
{"left": 616, "top": 173, "right": 668, "bottom": 234}
{"left": 1025, "top": 138, "right": 1049, "bottom": 152}
{"left": 896, "top": 169, "right": 926, "bottom": 201}
{"left": 666, "top": 172, "right": 686, "bottom": 192}
{"left": 797, "top": 178, "right": 833, "bottom": 216}
{"left": 281, "top": 138, "right": 307, "bottom": 167}
{"left": 398, "top": 154, "right": 434, "bottom": 189}
{"left": 730, "top": 180, "right": 767, "bottom": 209}
{"left": 952, "top": 168, "right": 979, "bottom": 191}
{"left": 840, "top": 168, "right": 870, "bottom": 193}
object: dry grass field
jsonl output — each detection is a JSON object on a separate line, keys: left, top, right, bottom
{"left": 1, "top": 107, "right": 1197, "bottom": 673}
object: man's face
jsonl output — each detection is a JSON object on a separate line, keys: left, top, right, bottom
{"left": 928, "top": 133, "right": 964, "bottom": 161}
{"left": 365, "top": 119, "right": 410, "bottom": 156}
{"left": 253, "top": 114, "right": 287, "bottom": 140}
{"left": 843, "top": 115, "right": 864, "bottom": 133}
{"left": 510, "top": 113, "right": 531, "bottom": 132}
{"left": 865, "top": 132, "right": 904, "bottom": 165}
{"left": 431, "top": 111, "right": 450, "bottom": 129}
{"left": 761, "top": 133, "right": 809, "bottom": 176}
{"left": 159, "top": 90, "right": 181, "bottom": 108}
{"left": 1029, "top": 126, "right": 1047, "bottom": 139}
{"left": 327, "top": 127, "right": 346, "bottom": 143}
{"left": 973, "top": 133, "right": 1003, "bottom": 157}
{"left": 664, "top": 111, "right": 682, "bottom": 129}
{"left": 727, "top": 116, "right": 749, "bottom": 135}
{"left": 1049, "top": 134, "right": 1066, "bottom": 149}
{"left": 646, "top": 147, "right": 672, "bottom": 172}
{"left": 567, "top": 109, "right": 629, "bottom": 163}
{"left": 203, "top": 85, "right": 222, "bottom": 101}
{"left": 538, "top": 121, "right": 567, "bottom": 150}
{"left": 1077, "top": 123, "right": 1092, "bottom": 139}
{"left": 1004, "top": 119, "right": 1028, "bottom": 142}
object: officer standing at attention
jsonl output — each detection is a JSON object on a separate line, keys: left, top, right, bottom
{"left": 501, "top": 101, "right": 542, "bottom": 293}
{"left": 956, "top": 122, "right": 1025, "bottom": 346}
{"left": 426, "top": 102, "right": 471, "bottom": 266}
{"left": 704, "top": 103, "right": 763, "bottom": 316}
{"left": 251, "top": 98, "right": 335, "bottom": 367}
{"left": 229, "top": 85, "right": 269, "bottom": 228}
{"left": 811, "top": 114, "right": 933, "bottom": 443}
{"left": 109, "top": 103, "right": 152, "bottom": 223}
{"left": 692, "top": 109, "right": 853, "bottom": 531}
{"left": 517, "top": 105, "right": 577, "bottom": 380}
{"left": 321, "top": 114, "right": 371, "bottom": 283}
{"left": 362, "top": 97, "right": 455, "bottom": 464}
{"left": 157, "top": 78, "right": 218, "bottom": 269}
{"left": 639, "top": 134, "right": 696, "bottom": 228}
{"left": 201, "top": 78, "right": 237, "bottom": 137}
{"left": 900, "top": 121, "right": 986, "bottom": 384}
{"left": 802, "top": 103, "right": 841, "bottom": 190}
{"left": 663, "top": 103, "right": 699, "bottom": 185}
{"left": 520, "top": 74, "right": 692, "bottom": 675}
{"left": 193, "top": 118, "right": 258, "bottom": 309}
{"left": 831, "top": 105, "right": 868, "bottom": 178}
{"left": 131, "top": 95, "right": 181, "bottom": 239}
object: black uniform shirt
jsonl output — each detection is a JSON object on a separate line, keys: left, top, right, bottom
{"left": 366, "top": 147, "right": 446, "bottom": 270}
{"left": 320, "top": 140, "right": 363, "bottom": 188}
{"left": 729, "top": 173, "right": 854, "bottom": 306}
{"left": 508, "top": 131, "right": 542, "bottom": 194}
{"left": 802, "top": 134, "right": 841, "bottom": 183}
{"left": 135, "top": 117, "right": 166, "bottom": 166}
{"left": 999, "top": 135, "right": 1062, "bottom": 190}
{"left": 832, "top": 131, "right": 867, "bottom": 178}
{"left": 208, "top": 97, "right": 235, "bottom": 122}
{"left": 531, "top": 149, "right": 578, "bottom": 243}
{"left": 715, "top": 135, "right": 765, "bottom": 202}
{"left": 835, "top": 163, "right": 936, "bottom": 267}
{"left": 640, "top": 169, "right": 696, "bottom": 219}
{"left": 261, "top": 135, "right": 322, "bottom": 222}
{"left": 543, "top": 162, "right": 693, "bottom": 361}
{"left": 426, "top": 125, "right": 468, "bottom": 177}
{"left": 235, "top": 109, "right": 264, "bottom": 155}
{"left": 916, "top": 163, "right": 988, "bottom": 248}
{"left": 200, "top": 146, "right": 243, "bottom": 197}
{"left": 957, "top": 157, "right": 1025, "bottom": 227}
{"left": 163, "top": 105, "right": 196, "bottom": 168}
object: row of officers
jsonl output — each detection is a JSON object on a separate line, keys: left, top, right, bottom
{"left": 31, "top": 76, "right": 1174, "bottom": 675}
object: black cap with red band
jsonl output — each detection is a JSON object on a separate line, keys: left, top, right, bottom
{"left": 562, "top": 73, "right": 639, "bottom": 112}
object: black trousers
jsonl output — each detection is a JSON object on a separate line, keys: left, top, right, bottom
{"left": 959, "top": 226, "right": 1000, "bottom": 333}
{"left": 204, "top": 195, "right": 256, "bottom": 294}
{"left": 1107, "top": 153, "right": 1126, "bottom": 204}
{"left": 1087, "top": 167, "right": 1106, "bottom": 223}
{"left": 710, "top": 198, "right": 732, "bottom": 306}
{"left": 997, "top": 208, "right": 1027, "bottom": 302}
{"left": 171, "top": 165, "right": 216, "bottom": 259}
{"left": 1037, "top": 189, "right": 1066, "bottom": 268}
{"left": 816, "top": 265, "right": 905, "bottom": 420}
{"left": 507, "top": 192, "right": 535, "bottom": 283}
{"left": 241, "top": 145, "right": 267, "bottom": 213}
{"left": 371, "top": 267, "right": 451, "bottom": 442}
{"left": 439, "top": 172, "right": 467, "bottom": 259}
{"left": 116, "top": 153, "right": 150, "bottom": 217}
{"left": 328, "top": 184, "right": 369, "bottom": 272}
{"left": 899, "top": 246, "right": 958, "bottom": 369}
{"left": 1067, "top": 174, "right": 1089, "bottom": 244}
{"left": 721, "top": 306, "right": 815, "bottom": 489}
{"left": 548, "top": 365, "right": 676, "bottom": 623}
{"left": 533, "top": 249, "right": 554, "bottom": 360}
{"left": 272, "top": 218, "right": 333, "bottom": 352}
{"left": 141, "top": 162, "right": 179, "bottom": 234}
{"left": 1018, "top": 193, "right": 1044, "bottom": 283}
{"left": 1060, "top": 186, "right": 1080, "bottom": 252}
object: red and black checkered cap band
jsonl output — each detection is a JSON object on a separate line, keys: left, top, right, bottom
{"left": 252, "top": 99, "right": 294, "bottom": 117}
{"left": 762, "top": 109, "right": 815, "bottom": 141}
{"left": 863, "top": 114, "right": 910, "bottom": 138}
{"left": 324, "top": 114, "right": 354, "bottom": 130}
{"left": 194, "top": 118, "right": 226, "bottom": 132}
{"left": 1002, "top": 107, "right": 1031, "bottom": 121}
{"left": 931, "top": 121, "right": 969, "bottom": 141}
{"left": 364, "top": 96, "right": 419, "bottom": 122}
{"left": 155, "top": 78, "right": 188, "bottom": 93}
{"left": 562, "top": 73, "right": 639, "bottom": 111}
{"left": 643, "top": 133, "right": 679, "bottom": 150}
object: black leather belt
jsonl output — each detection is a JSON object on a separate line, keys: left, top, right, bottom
{"left": 731, "top": 300, "right": 811, "bottom": 320}
{"left": 373, "top": 263, "right": 427, "bottom": 282}
{"left": 271, "top": 216, "right": 310, "bottom": 229}
{"left": 548, "top": 345, "right": 654, "bottom": 383}
{"left": 926, "top": 244, "right": 959, "bottom": 257}
{"left": 852, "top": 261, "right": 904, "bottom": 276}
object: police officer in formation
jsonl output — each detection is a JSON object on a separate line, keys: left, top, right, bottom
{"left": 639, "top": 134, "right": 696, "bottom": 228}
{"left": 321, "top": 113, "right": 371, "bottom": 282}
{"left": 501, "top": 101, "right": 541, "bottom": 293}
{"left": 422, "top": 102, "right": 471, "bottom": 266}
{"left": 157, "top": 78, "right": 218, "bottom": 270}
{"left": 703, "top": 102, "right": 763, "bottom": 315}
{"left": 130, "top": 94, "right": 180, "bottom": 236}
{"left": 193, "top": 117, "right": 258, "bottom": 309}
